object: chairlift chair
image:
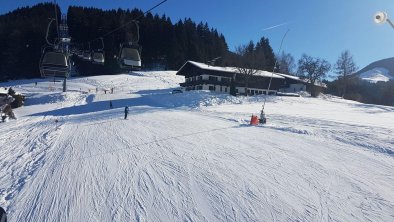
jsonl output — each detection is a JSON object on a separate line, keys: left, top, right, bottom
{"left": 39, "top": 50, "right": 71, "bottom": 78}
{"left": 118, "top": 21, "right": 142, "bottom": 71}
{"left": 92, "top": 38, "right": 105, "bottom": 65}
{"left": 77, "top": 50, "right": 83, "bottom": 58}
{"left": 118, "top": 43, "right": 142, "bottom": 71}
{"left": 82, "top": 51, "right": 92, "bottom": 61}
{"left": 92, "top": 51, "right": 105, "bottom": 65}
{"left": 39, "top": 17, "right": 71, "bottom": 78}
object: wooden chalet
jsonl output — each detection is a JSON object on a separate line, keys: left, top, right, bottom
{"left": 176, "top": 61, "right": 312, "bottom": 95}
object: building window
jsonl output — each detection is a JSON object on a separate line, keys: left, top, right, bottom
{"left": 209, "top": 76, "right": 218, "bottom": 81}
{"left": 209, "top": 86, "right": 215, "bottom": 91}
{"left": 225, "top": 87, "right": 227, "bottom": 92}
{"left": 197, "top": 85, "right": 203, "bottom": 90}
{"left": 221, "top": 77, "right": 230, "bottom": 83}
{"left": 198, "top": 76, "right": 202, "bottom": 81}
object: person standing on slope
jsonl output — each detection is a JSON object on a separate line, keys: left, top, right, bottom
{"left": 124, "top": 106, "right": 129, "bottom": 119}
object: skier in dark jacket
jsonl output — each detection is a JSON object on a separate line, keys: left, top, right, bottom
{"left": 124, "top": 106, "right": 129, "bottom": 119}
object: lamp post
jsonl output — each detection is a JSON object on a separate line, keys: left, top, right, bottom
{"left": 374, "top": 11, "right": 394, "bottom": 29}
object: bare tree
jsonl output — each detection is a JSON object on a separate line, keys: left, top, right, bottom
{"left": 334, "top": 50, "right": 358, "bottom": 97}
{"left": 297, "top": 54, "right": 331, "bottom": 97}
{"left": 277, "top": 51, "right": 296, "bottom": 75}
{"left": 235, "top": 42, "right": 259, "bottom": 96}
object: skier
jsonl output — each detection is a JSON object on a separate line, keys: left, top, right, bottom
{"left": 109, "top": 100, "right": 113, "bottom": 109}
{"left": 124, "top": 106, "right": 129, "bottom": 119}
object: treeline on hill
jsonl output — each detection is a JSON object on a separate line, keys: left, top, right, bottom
{"left": 0, "top": 3, "right": 229, "bottom": 79}
{"left": 67, "top": 6, "right": 229, "bottom": 75}
{"left": 0, "top": 3, "right": 60, "bottom": 81}
{"left": 325, "top": 78, "right": 394, "bottom": 106}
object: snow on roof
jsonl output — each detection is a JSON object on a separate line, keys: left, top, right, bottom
{"left": 185, "top": 61, "right": 285, "bottom": 79}
{"left": 276, "top": 73, "right": 303, "bottom": 81}
{"left": 275, "top": 73, "right": 327, "bottom": 88}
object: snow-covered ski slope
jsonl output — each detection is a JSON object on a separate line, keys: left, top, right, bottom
{"left": 0, "top": 71, "right": 393, "bottom": 221}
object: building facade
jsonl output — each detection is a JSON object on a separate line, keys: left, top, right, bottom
{"left": 177, "top": 61, "right": 310, "bottom": 95}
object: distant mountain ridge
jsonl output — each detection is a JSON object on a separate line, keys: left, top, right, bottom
{"left": 356, "top": 57, "right": 394, "bottom": 83}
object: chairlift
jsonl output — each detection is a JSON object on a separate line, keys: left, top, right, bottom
{"left": 118, "top": 20, "right": 142, "bottom": 71}
{"left": 39, "top": 18, "right": 71, "bottom": 78}
{"left": 92, "top": 38, "right": 105, "bottom": 65}
{"left": 77, "top": 50, "right": 83, "bottom": 58}
{"left": 118, "top": 43, "right": 142, "bottom": 70}
{"left": 82, "top": 42, "right": 92, "bottom": 62}
{"left": 92, "top": 52, "right": 105, "bottom": 65}
{"left": 83, "top": 51, "right": 92, "bottom": 61}
{"left": 39, "top": 49, "right": 71, "bottom": 78}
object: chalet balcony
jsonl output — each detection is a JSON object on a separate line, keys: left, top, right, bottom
{"left": 180, "top": 79, "right": 231, "bottom": 87}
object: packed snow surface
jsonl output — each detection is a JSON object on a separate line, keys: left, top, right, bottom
{"left": 359, "top": 67, "right": 394, "bottom": 83}
{"left": 0, "top": 71, "right": 393, "bottom": 221}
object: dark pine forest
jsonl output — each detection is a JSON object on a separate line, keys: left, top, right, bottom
{"left": 0, "top": 3, "right": 229, "bottom": 79}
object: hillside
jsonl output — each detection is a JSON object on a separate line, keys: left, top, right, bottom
{"left": 356, "top": 57, "right": 394, "bottom": 83}
{"left": 0, "top": 72, "right": 393, "bottom": 221}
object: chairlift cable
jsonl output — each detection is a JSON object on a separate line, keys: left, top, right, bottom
{"left": 262, "top": 29, "right": 290, "bottom": 112}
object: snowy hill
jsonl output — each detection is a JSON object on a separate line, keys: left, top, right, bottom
{"left": 0, "top": 71, "right": 393, "bottom": 221}
{"left": 356, "top": 57, "right": 394, "bottom": 83}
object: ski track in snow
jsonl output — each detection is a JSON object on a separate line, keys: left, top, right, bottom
{"left": 0, "top": 71, "right": 393, "bottom": 221}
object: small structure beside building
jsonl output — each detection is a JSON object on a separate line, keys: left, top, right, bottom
{"left": 176, "top": 61, "right": 320, "bottom": 95}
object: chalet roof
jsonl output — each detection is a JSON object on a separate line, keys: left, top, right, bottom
{"left": 180, "top": 61, "right": 285, "bottom": 79}
{"left": 276, "top": 73, "right": 327, "bottom": 88}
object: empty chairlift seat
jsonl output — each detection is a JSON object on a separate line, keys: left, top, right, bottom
{"left": 118, "top": 45, "right": 141, "bottom": 70}
{"left": 40, "top": 52, "right": 70, "bottom": 78}
{"left": 82, "top": 51, "right": 92, "bottom": 61}
{"left": 92, "top": 52, "right": 105, "bottom": 65}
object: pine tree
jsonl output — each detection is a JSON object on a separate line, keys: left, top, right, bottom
{"left": 334, "top": 50, "right": 358, "bottom": 97}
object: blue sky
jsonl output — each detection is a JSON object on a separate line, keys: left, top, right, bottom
{"left": 1, "top": 0, "right": 394, "bottom": 70}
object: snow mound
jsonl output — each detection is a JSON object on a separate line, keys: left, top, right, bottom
{"left": 358, "top": 67, "right": 394, "bottom": 83}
